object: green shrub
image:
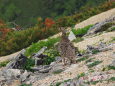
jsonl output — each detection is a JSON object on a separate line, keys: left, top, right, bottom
{"left": 102, "top": 65, "right": 115, "bottom": 71}
{"left": 25, "top": 37, "right": 60, "bottom": 56}
{"left": 108, "top": 65, "right": 115, "bottom": 70}
{"left": 108, "top": 77, "right": 115, "bottom": 81}
{"left": 92, "top": 50, "right": 100, "bottom": 54}
{"left": 24, "top": 48, "right": 59, "bottom": 70}
{"left": 108, "top": 27, "right": 115, "bottom": 32}
{"left": 43, "top": 48, "right": 59, "bottom": 65}
{"left": 72, "top": 25, "right": 93, "bottom": 37}
{"left": 111, "top": 27, "right": 115, "bottom": 31}
{"left": 22, "top": 58, "right": 35, "bottom": 71}
{"left": 112, "top": 37, "right": 115, "bottom": 41}
{"left": 72, "top": 37, "right": 84, "bottom": 43}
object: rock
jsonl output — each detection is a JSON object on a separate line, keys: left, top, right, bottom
{"left": 0, "top": 76, "right": 5, "bottom": 81}
{"left": 50, "top": 63, "right": 65, "bottom": 74}
{"left": 68, "top": 31, "right": 76, "bottom": 41}
{"left": 98, "top": 42, "right": 106, "bottom": 48}
{"left": 86, "top": 45, "right": 99, "bottom": 55}
{"left": 0, "top": 69, "right": 22, "bottom": 85}
{"left": 3, "top": 69, "right": 21, "bottom": 80}
{"left": 77, "top": 53, "right": 82, "bottom": 57}
{"left": 27, "top": 75, "right": 39, "bottom": 83}
{"left": 112, "top": 52, "right": 115, "bottom": 59}
{"left": 32, "top": 47, "right": 47, "bottom": 67}
{"left": 98, "top": 42, "right": 113, "bottom": 52}
{"left": 50, "top": 62, "right": 56, "bottom": 66}
{"left": 26, "top": 73, "right": 50, "bottom": 84}
{"left": 20, "top": 70, "right": 30, "bottom": 82}
{"left": 110, "top": 60, "right": 115, "bottom": 67}
{"left": 32, "top": 47, "right": 47, "bottom": 58}
{"left": 5, "top": 49, "right": 27, "bottom": 69}
{"left": 39, "top": 65, "right": 52, "bottom": 73}
{"left": 55, "top": 56, "right": 62, "bottom": 62}
{"left": 85, "top": 16, "right": 115, "bottom": 36}
{"left": 86, "top": 42, "right": 113, "bottom": 55}
{"left": 31, "top": 65, "right": 52, "bottom": 73}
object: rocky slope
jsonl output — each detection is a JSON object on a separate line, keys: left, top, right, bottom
{"left": 33, "top": 43, "right": 115, "bottom": 86}
{"left": 0, "top": 8, "right": 115, "bottom": 86}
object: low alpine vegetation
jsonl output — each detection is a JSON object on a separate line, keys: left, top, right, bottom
{"left": 87, "top": 61, "right": 102, "bottom": 68}
{"left": 53, "top": 69, "right": 64, "bottom": 74}
{"left": 72, "top": 37, "right": 84, "bottom": 43}
{"left": 76, "top": 56, "right": 89, "bottom": 63}
{"left": 25, "top": 37, "right": 60, "bottom": 56}
{"left": 72, "top": 25, "right": 93, "bottom": 37}
{"left": 0, "top": 61, "right": 9, "bottom": 68}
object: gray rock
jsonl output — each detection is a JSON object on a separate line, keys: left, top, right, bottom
{"left": 20, "top": 70, "right": 30, "bottom": 82}
{"left": 110, "top": 60, "right": 115, "bottom": 67}
{"left": 86, "top": 45, "right": 99, "bottom": 55}
{"left": 32, "top": 47, "right": 47, "bottom": 67}
{"left": 55, "top": 56, "right": 62, "bottom": 62}
{"left": 5, "top": 49, "right": 27, "bottom": 69}
{"left": 31, "top": 65, "right": 52, "bottom": 73}
{"left": 26, "top": 73, "right": 50, "bottom": 84}
{"left": 50, "top": 62, "right": 56, "bottom": 66}
{"left": 85, "top": 16, "right": 115, "bottom": 36}
{"left": 50, "top": 63, "right": 65, "bottom": 73}
{"left": 27, "top": 75, "right": 38, "bottom": 83}
{"left": 0, "top": 76, "right": 5, "bottom": 81}
{"left": 39, "top": 65, "right": 52, "bottom": 73}
{"left": 98, "top": 42, "right": 113, "bottom": 52}
{"left": 3, "top": 69, "right": 21, "bottom": 80}
{"left": 32, "top": 47, "right": 47, "bottom": 58}
{"left": 112, "top": 52, "right": 115, "bottom": 59}
{"left": 68, "top": 31, "right": 76, "bottom": 41}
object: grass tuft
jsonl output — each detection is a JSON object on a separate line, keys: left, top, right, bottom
{"left": 76, "top": 56, "right": 89, "bottom": 62}
{"left": 72, "top": 25, "right": 93, "bottom": 37}
{"left": 87, "top": 61, "right": 102, "bottom": 68}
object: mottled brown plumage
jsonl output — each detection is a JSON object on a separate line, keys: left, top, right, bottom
{"left": 58, "top": 27, "right": 76, "bottom": 65}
